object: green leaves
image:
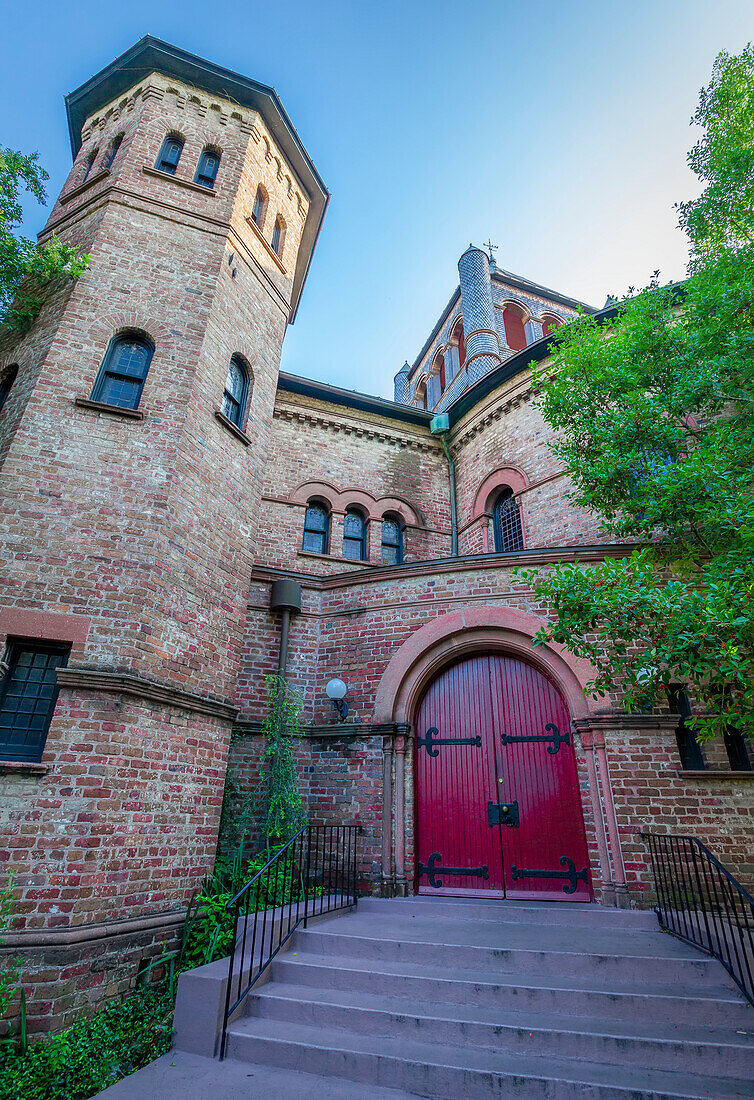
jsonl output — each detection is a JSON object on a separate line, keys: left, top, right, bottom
{"left": 520, "top": 46, "right": 754, "bottom": 743}
{"left": 262, "top": 674, "right": 307, "bottom": 847}
{"left": 0, "top": 147, "right": 90, "bottom": 334}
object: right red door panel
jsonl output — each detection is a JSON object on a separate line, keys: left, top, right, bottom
{"left": 415, "top": 654, "right": 591, "bottom": 901}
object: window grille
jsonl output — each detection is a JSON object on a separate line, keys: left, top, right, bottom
{"left": 492, "top": 488, "right": 524, "bottom": 553}
{"left": 91, "top": 333, "right": 154, "bottom": 410}
{"left": 221, "top": 356, "right": 249, "bottom": 427}
{"left": 0, "top": 642, "right": 70, "bottom": 762}
{"left": 105, "top": 135, "right": 123, "bottom": 170}
{"left": 343, "top": 510, "right": 367, "bottom": 561}
{"left": 195, "top": 149, "right": 220, "bottom": 189}
{"left": 381, "top": 517, "right": 403, "bottom": 565}
{"left": 667, "top": 687, "right": 706, "bottom": 770}
{"left": 0, "top": 366, "right": 18, "bottom": 413}
{"left": 156, "top": 136, "right": 183, "bottom": 175}
{"left": 303, "top": 503, "right": 329, "bottom": 555}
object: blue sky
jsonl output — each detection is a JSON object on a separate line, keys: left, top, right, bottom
{"left": 1, "top": 1, "right": 751, "bottom": 398}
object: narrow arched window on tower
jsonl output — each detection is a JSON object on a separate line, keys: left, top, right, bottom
{"left": 271, "top": 215, "right": 286, "bottom": 257}
{"left": 0, "top": 366, "right": 18, "bottom": 414}
{"left": 302, "top": 502, "right": 330, "bottom": 555}
{"left": 343, "top": 509, "right": 367, "bottom": 561}
{"left": 541, "top": 315, "right": 562, "bottom": 337}
{"left": 252, "top": 186, "right": 268, "bottom": 230}
{"left": 492, "top": 488, "right": 524, "bottom": 553}
{"left": 381, "top": 515, "right": 404, "bottom": 566}
{"left": 221, "top": 355, "right": 250, "bottom": 427}
{"left": 105, "top": 135, "right": 123, "bottom": 170}
{"left": 82, "top": 148, "right": 98, "bottom": 182}
{"left": 91, "top": 333, "right": 154, "bottom": 410}
{"left": 502, "top": 306, "right": 527, "bottom": 351}
{"left": 194, "top": 148, "right": 221, "bottom": 189}
{"left": 155, "top": 135, "right": 183, "bottom": 175}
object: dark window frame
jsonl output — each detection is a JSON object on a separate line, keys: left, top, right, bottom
{"left": 667, "top": 687, "right": 706, "bottom": 771}
{"left": 91, "top": 332, "right": 155, "bottom": 411}
{"left": 194, "top": 148, "right": 221, "bottom": 189}
{"left": 252, "top": 186, "right": 268, "bottom": 230}
{"left": 271, "top": 215, "right": 285, "bottom": 256}
{"left": 302, "top": 502, "right": 330, "bottom": 555}
{"left": 221, "top": 355, "right": 250, "bottom": 427}
{"left": 82, "top": 148, "right": 98, "bottom": 182}
{"left": 0, "top": 365, "right": 18, "bottom": 413}
{"left": 155, "top": 135, "right": 184, "bottom": 175}
{"left": 492, "top": 488, "right": 524, "bottom": 553}
{"left": 0, "top": 641, "right": 70, "bottom": 762}
{"left": 343, "top": 508, "right": 368, "bottom": 561}
{"left": 381, "top": 515, "right": 404, "bottom": 566}
{"left": 105, "top": 134, "right": 124, "bottom": 170}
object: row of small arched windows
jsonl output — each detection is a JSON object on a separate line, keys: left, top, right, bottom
{"left": 251, "top": 185, "right": 286, "bottom": 258}
{"left": 81, "top": 134, "right": 125, "bottom": 183}
{"left": 155, "top": 134, "right": 221, "bottom": 189}
{"left": 85, "top": 331, "right": 252, "bottom": 428}
{"left": 303, "top": 503, "right": 404, "bottom": 565}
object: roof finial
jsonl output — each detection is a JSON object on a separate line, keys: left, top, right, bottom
{"left": 485, "top": 238, "right": 498, "bottom": 266}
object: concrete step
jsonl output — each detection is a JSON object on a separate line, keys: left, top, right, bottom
{"left": 292, "top": 917, "right": 722, "bottom": 985}
{"left": 226, "top": 1016, "right": 754, "bottom": 1098}
{"left": 270, "top": 951, "right": 754, "bottom": 1026}
{"left": 358, "top": 895, "right": 660, "bottom": 930}
{"left": 250, "top": 980, "right": 754, "bottom": 1077}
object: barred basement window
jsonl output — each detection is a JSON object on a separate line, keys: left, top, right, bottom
{"left": 105, "top": 134, "right": 123, "bottom": 170}
{"left": 343, "top": 509, "right": 367, "bottom": 561}
{"left": 302, "top": 503, "right": 329, "bottom": 555}
{"left": 155, "top": 135, "right": 183, "bottom": 175}
{"left": 492, "top": 488, "right": 524, "bottom": 553}
{"left": 381, "top": 516, "right": 404, "bottom": 566}
{"left": 0, "top": 642, "right": 70, "bottom": 762}
{"left": 221, "top": 355, "right": 249, "bottom": 427}
{"left": 667, "top": 687, "right": 706, "bottom": 771}
{"left": 91, "top": 332, "right": 154, "bottom": 410}
{"left": 194, "top": 148, "right": 220, "bottom": 189}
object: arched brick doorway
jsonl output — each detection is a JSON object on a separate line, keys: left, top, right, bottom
{"left": 414, "top": 653, "right": 591, "bottom": 901}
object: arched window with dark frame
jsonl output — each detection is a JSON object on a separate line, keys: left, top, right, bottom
{"left": 0, "top": 365, "right": 18, "bottom": 414}
{"left": 194, "top": 147, "right": 221, "bottom": 189}
{"left": 492, "top": 487, "right": 524, "bottom": 553}
{"left": 91, "top": 332, "right": 154, "bottom": 410}
{"left": 155, "top": 134, "right": 183, "bottom": 175}
{"left": 381, "top": 515, "right": 404, "bottom": 566}
{"left": 252, "top": 185, "right": 268, "bottom": 230}
{"left": 302, "top": 502, "right": 330, "bottom": 555}
{"left": 105, "top": 134, "right": 123, "bottom": 170}
{"left": 343, "top": 508, "right": 367, "bottom": 561}
{"left": 221, "top": 355, "right": 250, "bottom": 427}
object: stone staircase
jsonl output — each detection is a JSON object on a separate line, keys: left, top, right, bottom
{"left": 222, "top": 895, "right": 754, "bottom": 1098}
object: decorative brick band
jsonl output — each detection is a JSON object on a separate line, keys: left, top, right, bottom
{"left": 234, "top": 720, "right": 410, "bottom": 740}
{"left": 0, "top": 907, "right": 186, "bottom": 950}
{"left": 55, "top": 668, "right": 237, "bottom": 720}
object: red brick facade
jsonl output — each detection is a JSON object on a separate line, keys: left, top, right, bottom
{"left": 1, "top": 38, "right": 752, "bottom": 1036}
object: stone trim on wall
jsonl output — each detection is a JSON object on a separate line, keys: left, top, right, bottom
{"left": 55, "top": 668, "right": 237, "bottom": 720}
{"left": 0, "top": 906, "right": 186, "bottom": 950}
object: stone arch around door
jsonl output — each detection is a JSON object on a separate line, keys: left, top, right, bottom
{"left": 373, "top": 607, "right": 618, "bottom": 903}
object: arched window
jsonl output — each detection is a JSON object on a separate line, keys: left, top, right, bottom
{"left": 221, "top": 355, "right": 250, "bottom": 427}
{"left": 0, "top": 366, "right": 18, "bottom": 414}
{"left": 302, "top": 502, "right": 329, "bottom": 555}
{"left": 91, "top": 333, "right": 154, "bottom": 410}
{"left": 541, "top": 315, "right": 562, "bottom": 337}
{"left": 252, "top": 185, "right": 268, "bottom": 230}
{"left": 381, "top": 515, "right": 404, "bottom": 565}
{"left": 434, "top": 352, "right": 446, "bottom": 391}
{"left": 194, "top": 147, "right": 221, "bottom": 189}
{"left": 105, "top": 135, "right": 123, "bottom": 170}
{"left": 502, "top": 306, "right": 527, "bottom": 351}
{"left": 343, "top": 509, "right": 367, "bottom": 561}
{"left": 452, "top": 320, "right": 466, "bottom": 366}
{"left": 82, "top": 149, "right": 98, "bottom": 182}
{"left": 413, "top": 380, "right": 427, "bottom": 409}
{"left": 155, "top": 135, "right": 183, "bottom": 175}
{"left": 492, "top": 488, "right": 524, "bottom": 553}
{"left": 271, "top": 215, "right": 286, "bottom": 257}
{"left": 427, "top": 373, "right": 442, "bottom": 409}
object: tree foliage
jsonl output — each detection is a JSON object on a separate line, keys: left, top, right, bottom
{"left": 0, "top": 147, "right": 90, "bottom": 334}
{"left": 261, "top": 674, "right": 307, "bottom": 845}
{"left": 517, "top": 45, "right": 754, "bottom": 741}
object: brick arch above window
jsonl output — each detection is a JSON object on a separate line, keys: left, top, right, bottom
{"left": 290, "top": 481, "right": 422, "bottom": 526}
{"left": 90, "top": 314, "right": 173, "bottom": 347}
{"left": 471, "top": 466, "right": 528, "bottom": 520}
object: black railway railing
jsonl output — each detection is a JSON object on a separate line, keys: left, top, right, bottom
{"left": 219, "top": 823, "right": 360, "bottom": 1059}
{"left": 643, "top": 832, "right": 754, "bottom": 1005}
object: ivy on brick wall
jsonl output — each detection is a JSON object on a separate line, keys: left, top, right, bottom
{"left": 261, "top": 674, "right": 307, "bottom": 846}
{"left": 517, "top": 45, "right": 754, "bottom": 742}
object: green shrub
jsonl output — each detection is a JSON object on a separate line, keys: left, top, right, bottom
{"left": 0, "top": 983, "right": 173, "bottom": 1100}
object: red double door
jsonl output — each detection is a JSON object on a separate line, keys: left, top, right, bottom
{"left": 415, "top": 654, "right": 591, "bottom": 901}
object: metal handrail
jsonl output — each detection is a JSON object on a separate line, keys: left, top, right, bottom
{"left": 642, "top": 831, "right": 754, "bottom": 1005}
{"left": 219, "top": 823, "right": 360, "bottom": 1059}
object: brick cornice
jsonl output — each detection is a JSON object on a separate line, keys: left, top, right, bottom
{"left": 56, "top": 668, "right": 237, "bottom": 720}
{"left": 274, "top": 404, "right": 439, "bottom": 452}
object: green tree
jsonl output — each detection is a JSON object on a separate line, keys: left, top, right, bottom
{"left": 261, "top": 674, "right": 307, "bottom": 846}
{"left": 0, "top": 148, "right": 90, "bottom": 334}
{"left": 517, "top": 45, "right": 754, "bottom": 741}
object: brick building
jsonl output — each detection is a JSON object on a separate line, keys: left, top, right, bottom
{"left": 0, "top": 36, "right": 752, "bottom": 1034}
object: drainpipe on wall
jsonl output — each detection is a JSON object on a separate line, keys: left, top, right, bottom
{"left": 270, "top": 578, "right": 302, "bottom": 678}
{"left": 430, "top": 413, "right": 458, "bottom": 557}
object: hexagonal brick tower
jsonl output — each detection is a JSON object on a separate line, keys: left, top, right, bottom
{"left": 0, "top": 37, "right": 327, "bottom": 1031}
